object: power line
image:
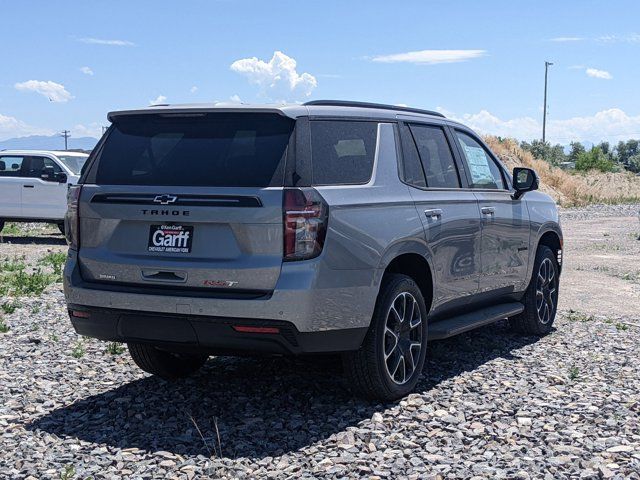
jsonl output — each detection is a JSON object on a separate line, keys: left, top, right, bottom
{"left": 61, "top": 130, "right": 70, "bottom": 150}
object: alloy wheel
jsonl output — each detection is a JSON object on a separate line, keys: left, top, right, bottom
{"left": 535, "top": 257, "right": 557, "bottom": 324}
{"left": 383, "top": 292, "right": 424, "bottom": 385}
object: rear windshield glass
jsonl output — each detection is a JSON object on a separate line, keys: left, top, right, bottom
{"left": 90, "top": 113, "right": 293, "bottom": 187}
{"left": 310, "top": 120, "right": 378, "bottom": 185}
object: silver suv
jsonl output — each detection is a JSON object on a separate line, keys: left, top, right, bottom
{"left": 63, "top": 100, "right": 562, "bottom": 400}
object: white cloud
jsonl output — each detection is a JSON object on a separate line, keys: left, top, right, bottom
{"left": 441, "top": 107, "right": 640, "bottom": 144}
{"left": 230, "top": 51, "right": 317, "bottom": 101}
{"left": 190, "top": 86, "right": 198, "bottom": 93}
{"left": 80, "top": 66, "right": 94, "bottom": 76}
{"left": 149, "top": 95, "right": 167, "bottom": 106}
{"left": 585, "top": 68, "right": 613, "bottom": 80}
{"left": 0, "top": 113, "right": 54, "bottom": 141}
{"left": 371, "top": 49, "right": 486, "bottom": 65}
{"left": 550, "top": 37, "right": 584, "bottom": 42}
{"left": 14, "top": 80, "right": 73, "bottom": 103}
{"left": 78, "top": 37, "right": 135, "bottom": 46}
{"left": 72, "top": 123, "right": 103, "bottom": 138}
{"left": 597, "top": 33, "right": 640, "bottom": 44}
{"left": 229, "top": 94, "right": 242, "bottom": 103}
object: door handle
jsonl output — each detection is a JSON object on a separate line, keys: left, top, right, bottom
{"left": 481, "top": 206, "right": 495, "bottom": 215}
{"left": 424, "top": 208, "right": 443, "bottom": 219}
{"left": 23, "top": 185, "right": 35, "bottom": 188}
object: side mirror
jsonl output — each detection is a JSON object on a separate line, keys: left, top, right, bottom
{"left": 56, "top": 172, "right": 68, "bottom": 183}
{"left": 512, "top": 167, "right": 538, "bottom": 199}
{"left": 41, "top": 165, "right": 56, "bottom": 181}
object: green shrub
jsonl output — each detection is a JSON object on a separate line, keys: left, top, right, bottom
{"left": 0, "top": 256, "right": 27, "bottom": 273}
{"left": 575, "top": 147, "right": 616, "bottom": 172}
{"left": 38, "top": 252, "right": 67, "bottom": 279}
{"left": 0, "top": 318, "right": 9, "bottom": 333}
{"left": 106, "top": 342, "right": 126, "bottom": 355}
{"left": 1, "top": 301, "right": 20, "bottom": 314}
{"left": 0, "top": 268, "right": 56, "bottom": 296}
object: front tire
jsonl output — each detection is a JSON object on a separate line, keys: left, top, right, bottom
{"left": 510, "top": 245, "right": 559, "bottom": 335}
{"left": 127, "top": 343, "right": 208, "bottom": 379}
{"left": 343, "top": 274, "right": 428, "bottom": 401}
{"left": 57, "top": 222, "right": 65, "bottom": 236}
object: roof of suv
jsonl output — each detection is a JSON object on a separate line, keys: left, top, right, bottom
{"left": 107, "top": 100, "right": 451, "bottom": 124}
{"left": 0, "top": 150, "right": 88, "bottom": 156}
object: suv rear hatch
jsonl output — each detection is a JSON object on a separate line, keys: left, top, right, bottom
{"left": 77, "top": 112, "right": 294, "bottom": 295}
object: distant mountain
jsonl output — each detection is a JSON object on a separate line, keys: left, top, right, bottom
{"left": 0, "top": 135, "right": 99, "bottom": 151}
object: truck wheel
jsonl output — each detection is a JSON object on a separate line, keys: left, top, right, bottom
{"left": 343, "top": 274, "right": 427, "bottom": 401}
{"left": 127, "top": 343, "right": 208, "bottom": 379}
{"left": 57, "top": 222, "right": 65, "bottom": 235}
{"left": 510, "top": 245, "right": 559, "bottom": 335}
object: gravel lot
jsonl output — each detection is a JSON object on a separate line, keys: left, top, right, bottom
{"left": 1, "top": 205, "right": 639, "bottom": 479}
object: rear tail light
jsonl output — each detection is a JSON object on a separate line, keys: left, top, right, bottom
{"left": 283, "top": 188, "right": 328, "bottom": 261}
{"left": 65, "top": 185, "right": 82, "bottom": 249}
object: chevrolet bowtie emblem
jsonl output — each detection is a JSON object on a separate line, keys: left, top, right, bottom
{"left": 153, "top": 194, "right": 178, "bottom": 205}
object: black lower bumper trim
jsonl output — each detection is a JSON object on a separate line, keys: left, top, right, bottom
{"left": 67, "top": 304, "right": 367, "bottom": 355}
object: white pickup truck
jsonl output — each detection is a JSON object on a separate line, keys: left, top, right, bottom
{"left": 0, "top": 150, "right": 89, "bottom": 234}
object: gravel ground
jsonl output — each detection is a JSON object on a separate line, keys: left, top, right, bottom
{"left": 1, "top": 206, "right": 640, "bottom": 480}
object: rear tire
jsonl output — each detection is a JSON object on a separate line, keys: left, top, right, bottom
{"left": 343, "top": 274, "right": 428, "bottom": 401}
{"left": 57, "top": 222, "right": 65, "bottom": 235}
{"left": 510, "top": 245, "right": 559, "bottom": 335}
{"left": 127, "top": 343, "right": 208, "bottom": 379}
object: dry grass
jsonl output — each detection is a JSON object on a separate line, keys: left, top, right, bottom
{"left": 485, "top": 136, "right": 640, "bottom": 206}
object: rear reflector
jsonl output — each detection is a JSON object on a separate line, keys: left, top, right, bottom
{"left": 232, "top": 325, "right": 280, "bottom": 334}
{"left": 71, "top": 310, "right": 91, "bottom": 318}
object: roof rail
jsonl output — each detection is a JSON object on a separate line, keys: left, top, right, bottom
{"left": 303, "top": 100, "right": 445, "bottom": 118}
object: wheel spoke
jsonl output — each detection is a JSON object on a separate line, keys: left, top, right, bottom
{"left": 384, "top": 327, "right": 398, "bottom": 359}
{"left": 405, "top": 297, "right": 415, "bottom": 324}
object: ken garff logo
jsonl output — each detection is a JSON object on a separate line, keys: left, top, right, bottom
{"left": 153, "top": 194, "right": 178, "bottom": 205}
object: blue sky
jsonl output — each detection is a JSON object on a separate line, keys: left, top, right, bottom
{"left": 2, "top": 0, "right": 640, "bottom": 144}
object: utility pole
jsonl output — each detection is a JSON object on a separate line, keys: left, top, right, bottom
{"left": 61, "top": 130, "right": 70, "bottom": 150}
{"left": 542, "top": 61, "right": 553, "bottom": 143}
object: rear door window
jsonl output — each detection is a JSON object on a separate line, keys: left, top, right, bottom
{"left": 408, "top": 124, "right": 460, "bottom": 188}
{"left": 0, "top": 156, "right": 25, "bottom": 177}
{"left": 455, "top": 131, "right": 505, "bottom": 190}
{"left": 24, "top": 156, "right": 62, "bottom": 178}
{"left": 89, "top": 113, "right": 294, "bottom": 187}
{"left": 310, "top": 120, "right": 378, "bottom": 185}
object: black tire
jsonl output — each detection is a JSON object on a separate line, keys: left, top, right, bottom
{"left": 127, "top": 343, "right": 208, "bottom": 379}
{"left": 510, "top": 245, "right": 559, "bottom": 335}
{"left": 0, "top": 220, "right": 4, "bottom": 233}
{"left": 343, "top": 274, "right": 428, "bottom": 401}
{"left": 57, "top": 222, "right": 65, "bottom": 236}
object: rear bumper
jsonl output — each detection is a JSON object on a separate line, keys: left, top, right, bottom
{"left": 63, "top": 249, "right": 379, "bottom": 341}
{"left": 68, "top": 304, "right": 367, "bottom": 355}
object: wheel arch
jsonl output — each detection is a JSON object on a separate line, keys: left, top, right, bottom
{"left": 536, "top": 224, "right": 563, "bottom": 273}
{"left": 376, "top": 242, "right": 435, "bottom": 314}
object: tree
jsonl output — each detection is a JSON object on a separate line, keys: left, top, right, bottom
{"left": 615, "top": 139, "right": 640, "bottom": 169}
{"left": 575, "top": 147, "right": 616, "bottom": 172}
{"left": 627, "top": 154, "right": 640, "bottom": 174}
{"left": 520, "top": 140, "right": 567, "bottom": 166}
{"left": 568, "top": 142, "right": 586, "bottom": 163}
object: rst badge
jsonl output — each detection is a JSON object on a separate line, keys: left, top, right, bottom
{"left": 148, "top": 224, "right": 193, "bottom": 253}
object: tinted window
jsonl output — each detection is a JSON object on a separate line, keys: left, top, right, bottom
{"left": 91, "top": 113, "right": 293, "bottom": 187}
{"left": 24, "top": 157, "right": 62, "bottom": 178}
{"left": 310, "top": 121, "right": 377, "bottom": 185}
{"left": 455, "top": 131, "right": 505, "bottom": 189}
{"left": 398, "top": 124, "right": 426, "bottom": 188}
{"left": 0, "top": 156, "right": 25, "bottom": 177}
{"left": 409, "top": 124, "right": 460, "bottom": 188}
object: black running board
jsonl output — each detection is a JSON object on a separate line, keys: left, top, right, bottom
{"left": 428, "top": 302, "right": 524, "bottom": 340}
